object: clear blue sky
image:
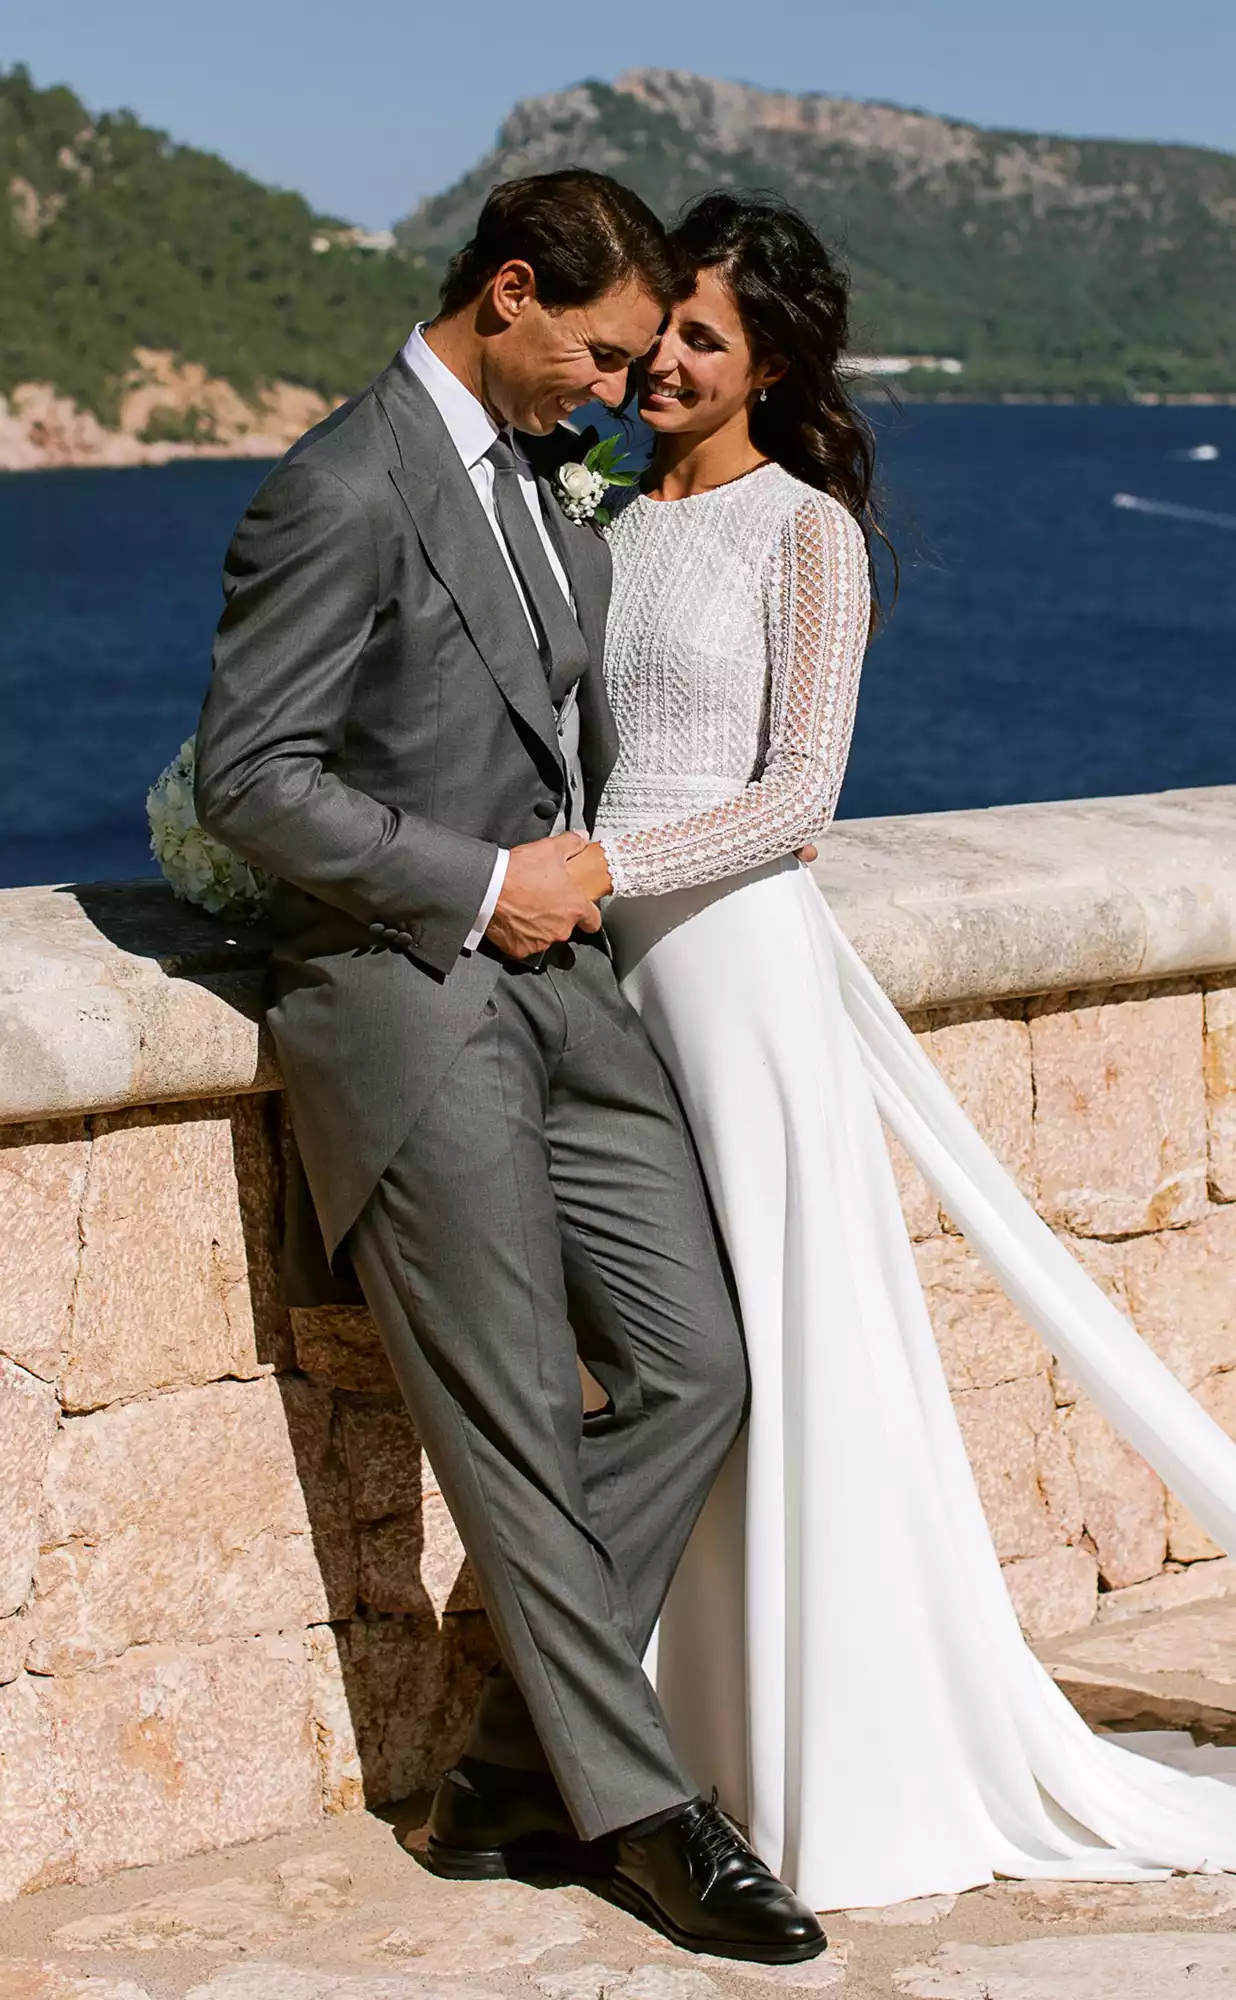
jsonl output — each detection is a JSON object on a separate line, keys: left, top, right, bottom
{"left": 9, "top": 0, "right": 1235, "bottom": 228}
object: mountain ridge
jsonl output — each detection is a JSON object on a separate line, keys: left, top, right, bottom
{"left": 4, "top": 58, "right": 1235, "bottom": 460}
{"left": 398, "top": 69, "right": 1236, "bottom": 399}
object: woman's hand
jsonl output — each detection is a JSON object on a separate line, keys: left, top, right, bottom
{"left": 566, "top": 841, "right": 614, "bottom": 902}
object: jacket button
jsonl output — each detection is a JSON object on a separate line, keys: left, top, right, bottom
{"left": 533, "top": 799, "right": 558, "bottom": 820}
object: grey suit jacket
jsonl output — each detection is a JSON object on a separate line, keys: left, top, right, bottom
{"left": 194, "top": 356, "right": 619, "bottom": 1303}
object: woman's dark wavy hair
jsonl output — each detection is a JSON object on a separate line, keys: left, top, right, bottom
{"left": 668, "top": 191, "right": 896, "bottom": 619}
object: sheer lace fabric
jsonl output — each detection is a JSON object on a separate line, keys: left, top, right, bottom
{"left": 595, "top": 463, "right": 870, "bottom": 897}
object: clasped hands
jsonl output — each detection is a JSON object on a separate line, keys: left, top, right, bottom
{"left": 484, "top": 831, "right": 822, "bottom": 961}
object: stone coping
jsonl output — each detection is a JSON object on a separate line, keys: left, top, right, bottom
{"left": 1, "top": 784, "right": 1234, "bottom": 1126}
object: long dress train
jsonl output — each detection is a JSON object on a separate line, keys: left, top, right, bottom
{"left": 594, "top": 460, "right": 1236, "bottom": 1910}
{"left": 607, "top": 858, "right": 1236, "bottom": 1910}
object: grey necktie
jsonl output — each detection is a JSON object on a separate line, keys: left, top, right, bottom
{"left": 486, "top": 434, "right": 589, "bottom": 705}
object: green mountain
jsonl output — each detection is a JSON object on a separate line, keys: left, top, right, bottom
{"left": 0, "top": 64, "right": 437, "bottom": 421}
{"left": 398, "top": 69, "right": 1236, "bottom": 399}
{"left": 6, "top": 62, "right": 1235, "bottom": 413}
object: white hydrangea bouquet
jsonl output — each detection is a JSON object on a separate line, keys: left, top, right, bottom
{"left": 553, "top": 433, "right": 638, "bottom": 527}
{"left": 147, "top": 737, "right": 272, "bottom": 919}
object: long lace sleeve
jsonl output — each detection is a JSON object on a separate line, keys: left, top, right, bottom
{"left": 598, "top": 491, "right": 870, "bottom": 897}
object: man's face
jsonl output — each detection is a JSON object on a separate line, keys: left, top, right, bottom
{"left": 481, "top": 266, "right": 665, "bottom": 435}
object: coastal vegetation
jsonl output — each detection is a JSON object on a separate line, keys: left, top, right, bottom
{"left": 0, "top": 64, "right": 436, "bottom": 422}
{"left": 4, "top": 62, "right": 1235, "bottom": 417}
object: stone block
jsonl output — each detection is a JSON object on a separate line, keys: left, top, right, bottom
{"left": 1062, "top": 1398, "right": 1166, "bottom": 1587}
{"left": 52, "top": 1850, "right": 354, "bottom": 1952}
{"left": 0, "top": 1118, "right": 89, "bottom": 1381}
{"left": 1029, "top": 985, "right": 1208, "bottom": 1235}
{"left": 40, "top": 1634, "right": 321, "bottom": 1883}
{"left": 338, "top": 1399, "right": 422, "bottom": 1520}
{"left": 1122, "top": 1208, "right": 1236, "bottom": 1387}
{"left": 1166, "top": 1369, "right": 1236, "bottom": 1561}
{"left": 29, "top": 1377, "right": 356, "bottom": 1672}
{"left": 0, "top": 1966, "right": 152, "bottom": 1999}
{"left": 360, "top": 1877, "right": 593, "bottom": 1974}
{"left": 0, "top": 1356, "right": 59, "bottom": 1618}
{"left": 358, "top": 1499, "right": 481, "bottom": 1621}
{"left": 1000, "top": 1545, "right": 1098, "bottom": 1640}
{"left": 0, "top": 1673, "right": 73, "bottom": 1901}
{"left": 1205, "top": 979, "right": 1236, "bottom": 1200}
{"left": 894, "top": 1934, "right": 1236, "bottom": 1998}
{"left": 534, "top": 1970, "right": 717, "bottom": 2000}
{"left": 1097, "top": 1555, "right": 1236, "bottom": 1624}
{"left": 1004, "top": 1873, "right": 1236, "bottom": 1925}
{"left": 63, "top": 1097, "right": 290, "bottom": 1413}
{"left": 924, "top": 1007, "right": 1036, "bottom": 1220}
{"left": 883, "top": 1128, "right": 940, "bottom": 1241}
{"left": 913, "top": 1235, "right": 1048, "bottom": 1393}
{"left": 1042, "top": 1594, "right": 1236, "bottom": 1706}
{"left": 952, "top": 1376, "right": 1078, "bottom": 1562}
{"left": 182, "top": 1973, "right": 510, "bottom": 2000}
{"left": 291, "top": 1307, "right": 397, "bottom": 1394}
{"left": 309, "top": 1612, "right": 497, "bottom": 1807}
{"left": 1047, "top": 1236, "right": 1130, "bottom": 1407}
{"left": 0, "top": 1613, "right": 27, "bottom": 1685}
{"left": 339, "top": 1400, "right": 478, "bottom": 1620}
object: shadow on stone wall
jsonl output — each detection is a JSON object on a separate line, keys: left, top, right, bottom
{"left": 56, "top": 881, "right": 502, "bottom": 1822}
{"left": 257, "top": 1102, "right": 500, "bottom": 1817}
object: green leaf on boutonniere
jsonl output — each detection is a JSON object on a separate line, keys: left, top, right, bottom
{"left": 585, "top": 433, "right": 638, "bottom": 488}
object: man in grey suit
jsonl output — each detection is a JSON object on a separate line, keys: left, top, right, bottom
{"left": 195, "top": 170, "right": 824, "bottom": 1964}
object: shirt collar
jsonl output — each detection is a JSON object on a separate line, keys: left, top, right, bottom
{"left": 401, "top": 322, "right": 500, "bottom": 472}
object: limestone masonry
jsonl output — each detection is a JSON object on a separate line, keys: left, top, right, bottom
{"left": 2, "top": 785, "right": 1235, "bottom": 1898}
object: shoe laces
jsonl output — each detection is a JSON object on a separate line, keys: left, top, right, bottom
{"left": 687, "top": 1792, "right": 759, "bottom": 1885}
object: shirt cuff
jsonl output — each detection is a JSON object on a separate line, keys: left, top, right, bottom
{"left": 463, "top": 848, "right": 510, "bottom": 953}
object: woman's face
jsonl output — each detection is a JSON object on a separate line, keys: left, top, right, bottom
{"left": 637, "top": 265, "right": 780, "bottom": 437}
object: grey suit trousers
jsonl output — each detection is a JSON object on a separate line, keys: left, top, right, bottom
{"left": 347, "top": 935, "right": 748, "bottom": 1840}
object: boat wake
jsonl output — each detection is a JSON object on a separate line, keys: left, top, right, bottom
{"left": 1113, "top": 492, "right": 1236, "bottom": 530}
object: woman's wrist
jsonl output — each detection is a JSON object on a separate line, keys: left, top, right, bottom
{"left": 566, "top": 840, "right": 615, "bottom": 900}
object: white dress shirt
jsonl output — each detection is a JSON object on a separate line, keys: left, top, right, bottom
{"left": 400, "top": 325, "right": 577, "bottom": 950}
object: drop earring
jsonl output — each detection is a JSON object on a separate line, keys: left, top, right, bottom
{"left": 759, "top": 388, "right": 768, "bottom": 402}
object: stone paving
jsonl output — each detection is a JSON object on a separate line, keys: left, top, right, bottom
{"left": 4, "top": 1793, "right": 1236, "bottom": 2000}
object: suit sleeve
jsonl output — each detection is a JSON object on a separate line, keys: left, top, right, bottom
{"left": 194, "top": 460, "right": 499, "bottom": 975}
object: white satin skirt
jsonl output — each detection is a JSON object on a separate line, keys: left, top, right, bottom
{"left": 604, "top": 854, "right": 1236, "bottom": 1911}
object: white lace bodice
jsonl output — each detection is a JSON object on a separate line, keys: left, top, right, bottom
{"left": 594, "top": 461, "right": 870, "bottom": 898}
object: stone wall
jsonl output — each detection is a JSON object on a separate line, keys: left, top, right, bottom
{"left": 3, "top": 786, "right": 1236, "bottom": 1899}
{"left": 891, "top": 977, "right": 1236, "bottom": 1642}
{"left": 0, "top": 1091, "right": 498, "bottom": 1902}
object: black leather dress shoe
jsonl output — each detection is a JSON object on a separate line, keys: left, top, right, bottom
{"left": 424, "top": 1762, "right": 589, "bottom": 1882}
{"left": 605, "top": 1796, "right": 828, "bottom": 1963}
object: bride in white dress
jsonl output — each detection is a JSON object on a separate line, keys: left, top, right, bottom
{"left": 564, "top": 192, "right": 1236, "bottom": 1912}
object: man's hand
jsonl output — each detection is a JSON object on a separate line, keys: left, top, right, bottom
{"left": 484, "top": 832, "right": 603, "bottom": 958}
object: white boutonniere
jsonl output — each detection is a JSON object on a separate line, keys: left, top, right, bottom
{"left": 553, "top": 433, "right": 637, "bottom": 528}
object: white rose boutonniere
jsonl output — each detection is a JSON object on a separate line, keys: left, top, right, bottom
{"left": 146, "top": 737, "right": 272, "bottom": 919}
{"left": 553, "top": 433, "right": 637, "bottom": 528}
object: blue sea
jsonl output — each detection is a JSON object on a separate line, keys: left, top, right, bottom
{"left": 1, "top": 404, "right": 1234, "bottom": 890}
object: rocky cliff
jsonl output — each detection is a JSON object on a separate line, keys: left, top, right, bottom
{"left": 398, "top": 69, "right": 1236, "bottom": 399}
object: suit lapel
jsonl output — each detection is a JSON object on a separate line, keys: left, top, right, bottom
{"left": 376, "top": 361, "right": 560, "bottom": 769}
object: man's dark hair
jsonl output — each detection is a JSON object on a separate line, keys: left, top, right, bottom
{"left": 438, "top": 169, "right": 688, "bottom": 318}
